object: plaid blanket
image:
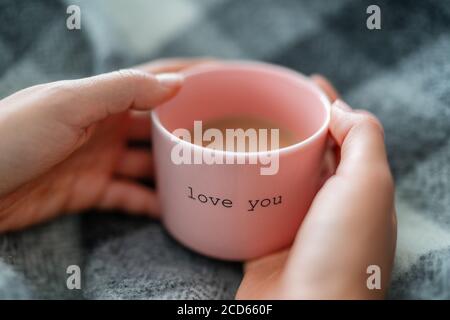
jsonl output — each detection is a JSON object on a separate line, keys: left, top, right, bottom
{"left": 0, "top": 0, "right": 449, "bottom": 299}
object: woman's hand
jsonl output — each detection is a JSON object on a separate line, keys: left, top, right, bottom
{"left": 236, "top": 76, "right": 397, "bottom": 299}
{"left": 0, "top": 58, "right": 208, "bottom": 232}
{"left": 0, "top": 60, "right": 397, "bottom": 298}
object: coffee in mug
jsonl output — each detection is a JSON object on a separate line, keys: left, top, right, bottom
{"left": 151, "top": 61, "right": 330, "bottom": 260}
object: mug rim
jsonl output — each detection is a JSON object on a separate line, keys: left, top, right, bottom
{"left": 151, "top": 60, "right": 331, "bottom": 157}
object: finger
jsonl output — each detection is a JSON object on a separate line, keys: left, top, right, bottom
{"left": 330, "top": 100, "right": 389, "bottom": 174}
{"left": 282, "top": 103, "right": 394, "bottom": 297}
{"left": 97, "top": 180, "right": 160, "bottom": 218}
{"left": 318, "top": 139, "right": 337, "bottom": 187}
{"left": 128, "top": 111, "right": 152, "bottom": 140}
{"left": 308, "top": 76, "right": 341, "bottom": 186}
{"left": 136, "top": 57, "right": 218, "bottom": 74}
{"left": 115, "top": 149, "right": 153, "bottom": 178}
{"left": 45, "top": 69, "right": 183, "bottom": 128}
{"left": 310, "top": 74, "right": 340, "bottom": 103}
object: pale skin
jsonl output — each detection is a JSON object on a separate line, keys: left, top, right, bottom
{"left": 0, "top": 59, "right": 396, "bottom": 299}
{"left": 237, "top": 76, "right": 397, "bottom": 299}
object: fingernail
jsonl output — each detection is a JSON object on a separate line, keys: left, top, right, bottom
{"left": 155, "top": 73, "right": 184, "bottom": 89}
{"left": 333, "top": 99, "right": 352, "bottom": 111}
{"left": 310, "top": 74, "right": 323, "bottom": 81}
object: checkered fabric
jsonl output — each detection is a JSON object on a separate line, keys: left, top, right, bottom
{"left": 0, "top": 0, "right": 449, "bottom": 299}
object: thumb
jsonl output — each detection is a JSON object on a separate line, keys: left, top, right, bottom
{"left": 0, "top": 70, "right": 182, "bottom": 195}
{"left": 43, "top": 69, "right": 183, "bottom": 128}
{"left": 329, "top": 100, "right": 389, "bottom": 176}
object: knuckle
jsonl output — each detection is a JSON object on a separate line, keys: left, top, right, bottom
{"left": 355, "top": 111, "right": 384, "bottom": 134}
{"left": 115, "top": 69, "right": 152, "bottom": 82}
{"left": 35, "top": 81, "right": 85, "bottom": 124}
{"left": 112, "top": 69, "right": 155, "bottom": 95}
{"left": 42, "top": 81, "right": 78, "bottom": 102}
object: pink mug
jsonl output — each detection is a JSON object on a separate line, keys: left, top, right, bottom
{"left": 151, "top": 61, "right": 330, "bottom": 260}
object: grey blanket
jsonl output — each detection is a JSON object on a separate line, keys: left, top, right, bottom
{"left": 0, "top": 0, "right": 449, "bottom": 299}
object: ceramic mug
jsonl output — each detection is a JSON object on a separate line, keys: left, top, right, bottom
{"left": 151, "top": 61, "right": 330, "bottom": 260}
